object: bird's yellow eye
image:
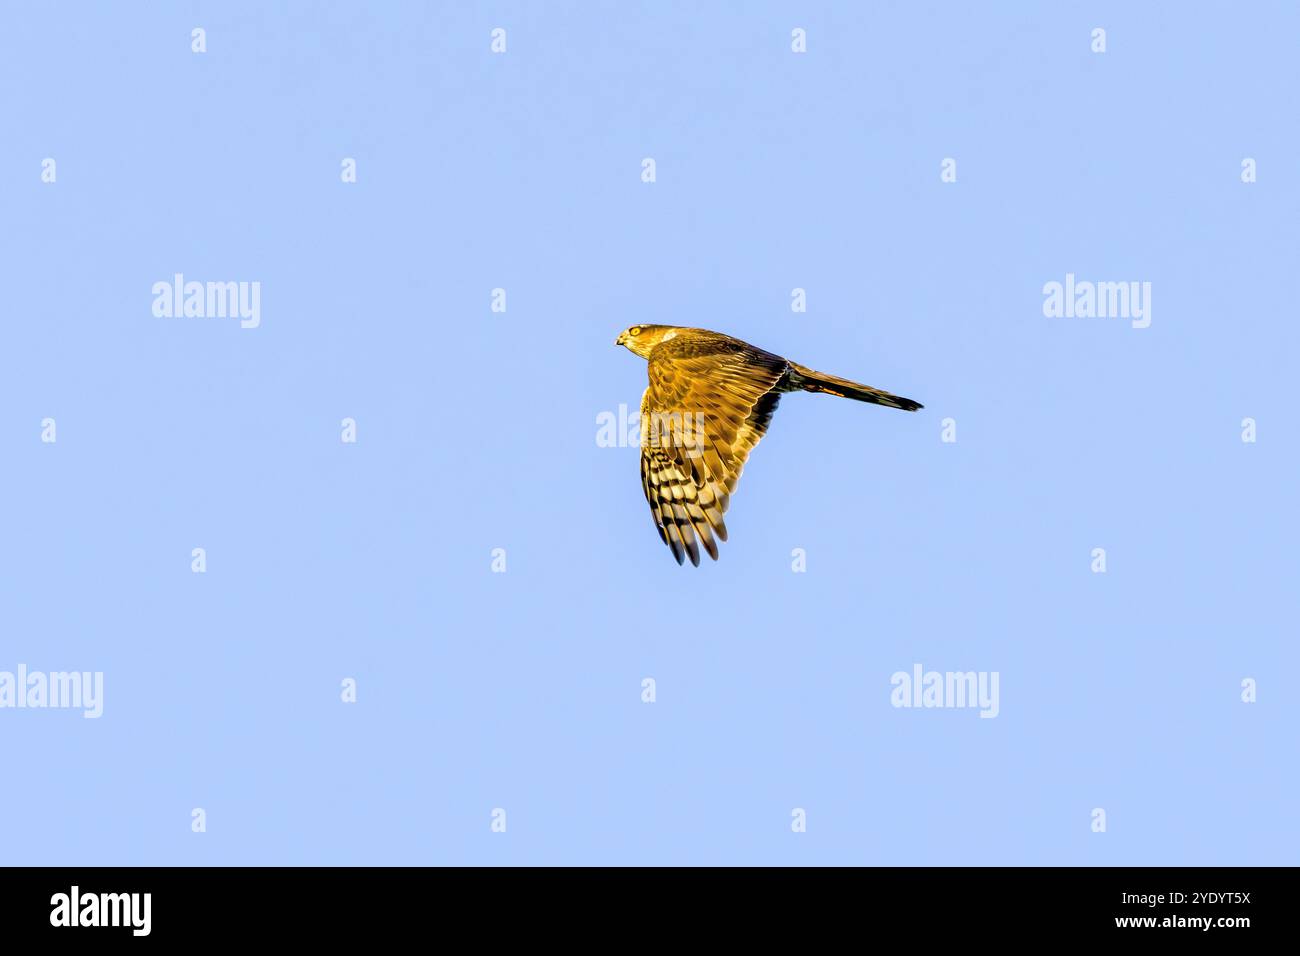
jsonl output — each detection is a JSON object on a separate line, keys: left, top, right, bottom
{"left": 629, "top": 326, "right": 642, "bottom": 336}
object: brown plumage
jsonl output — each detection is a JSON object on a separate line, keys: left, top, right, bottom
{"left": 615, "top": 325, "right": 922, "bottom": 566}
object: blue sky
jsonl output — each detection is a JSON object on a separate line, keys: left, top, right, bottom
{"left": 1, "top": 2, "right": 1296, "bottom": 865}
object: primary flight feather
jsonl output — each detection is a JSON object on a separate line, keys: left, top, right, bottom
{"left": 615, "top": 325, "right": 922, "bottom": 566}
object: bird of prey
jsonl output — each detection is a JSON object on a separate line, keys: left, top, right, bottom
{"left": 616, "top": 325, "right": 922, "bottom": 566}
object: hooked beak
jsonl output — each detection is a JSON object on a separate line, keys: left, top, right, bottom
{"left": 615, "top": 332, "right": 626, "bottom": 346}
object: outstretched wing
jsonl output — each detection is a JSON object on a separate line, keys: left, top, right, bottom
{"left": 639, "top": 334, "right": 788, "bottom": 565}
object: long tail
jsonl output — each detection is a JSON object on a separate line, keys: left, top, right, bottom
{"left": 788, "top": 362, "right": 923, "bottom": 411}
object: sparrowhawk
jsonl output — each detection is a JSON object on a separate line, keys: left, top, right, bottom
{"left": 616, "top": 325, "right": 922, "bottom": 566}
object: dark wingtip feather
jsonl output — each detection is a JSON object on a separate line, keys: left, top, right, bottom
{"left": 699, "top": 532, "right": 719, "bottom": 562}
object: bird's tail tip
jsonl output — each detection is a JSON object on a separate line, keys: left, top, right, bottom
{"left": 790, "top": 364, "right": 923, "bottom": 412}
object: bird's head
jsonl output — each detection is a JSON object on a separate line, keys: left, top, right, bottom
{"left": 615, "top": 324, "right": 679, "bottom": 359}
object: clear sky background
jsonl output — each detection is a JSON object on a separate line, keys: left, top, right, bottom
{"left": 1, "top": 2, "right": 1296, "bottom": 865}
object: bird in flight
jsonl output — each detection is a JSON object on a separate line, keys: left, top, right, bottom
{"left": 616, "top": 325, "right": 922, "bottom": 566}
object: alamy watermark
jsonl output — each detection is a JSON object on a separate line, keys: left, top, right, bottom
{"left": 0, "top": 665, "right": 103, "bottom": 718}
{"left": 890, "top": 664, "right": 999, "bottom": 718}
{"left": 595, "top": 404, "right": 707, "bottom": 457}
{"left": 1043, "top": 273, "right": 1151, "bottom": 329}
{"left": 50, "top": 886, "right": 150, "bottom": 936}
{"left": 152, "top": 273, "right": 261, "bottom": 329}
